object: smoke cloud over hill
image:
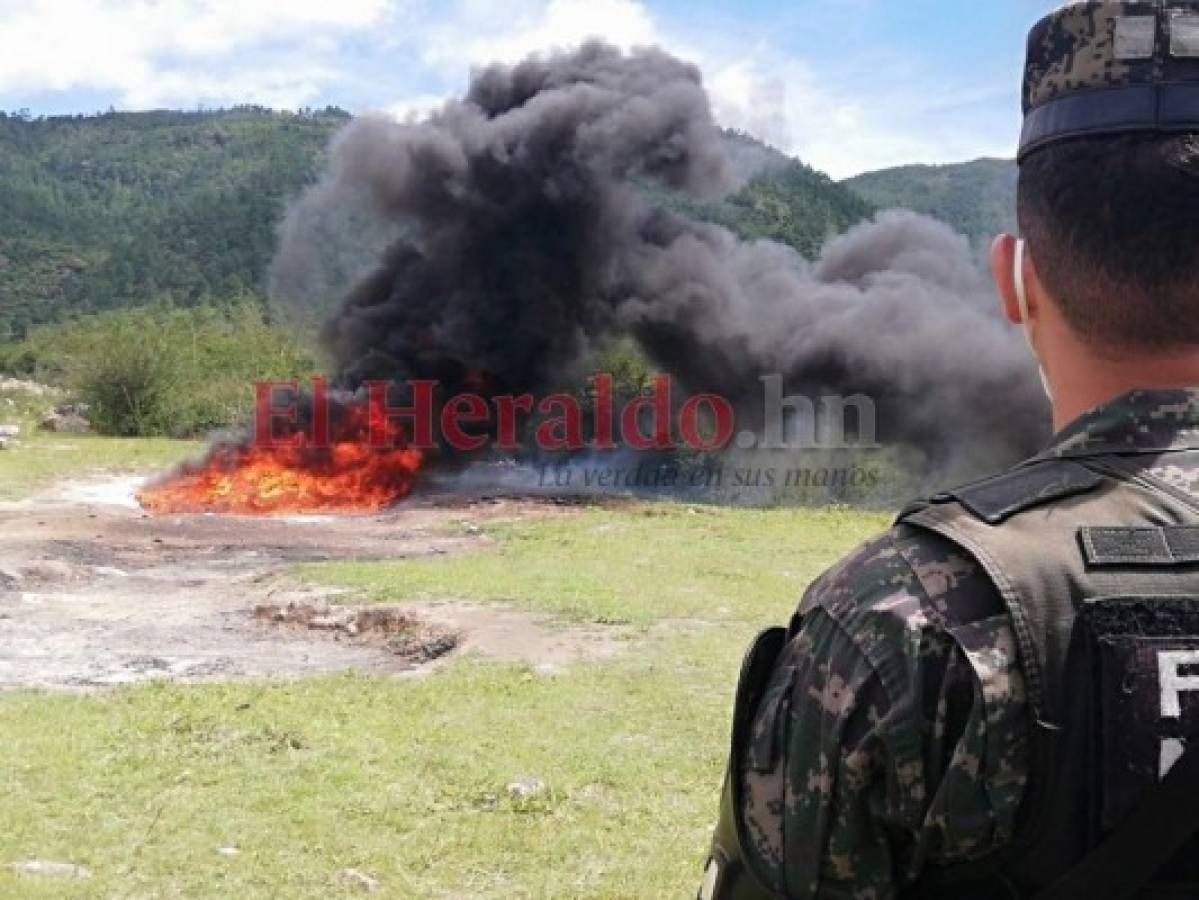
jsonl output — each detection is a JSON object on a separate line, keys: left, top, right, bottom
{"left": 272, "top": 41, "right": 1048, "bottom": 479}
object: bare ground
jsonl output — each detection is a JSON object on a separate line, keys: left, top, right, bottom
{"left": 0, "top": 476, "right": 622, "bottom": 690}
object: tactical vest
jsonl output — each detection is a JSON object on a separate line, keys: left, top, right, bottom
{"left": 902, "top": 452, "right": 1199, "bottom": 898}
{"left": 702, "top": 452, "right": 1199, "bottom": 900}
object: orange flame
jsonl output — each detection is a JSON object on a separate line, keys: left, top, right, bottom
{"left": 138, "top": 403, "right": 425, "bottom": 516}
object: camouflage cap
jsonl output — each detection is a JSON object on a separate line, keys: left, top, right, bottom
{"left": 1021, "top": 1, "right": 1199, "bottom": 160}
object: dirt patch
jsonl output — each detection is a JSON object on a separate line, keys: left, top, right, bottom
{"left": 254, "top": 597, "right": 462, "bottom": 664}
{"left": 404, "top": 600, "right": 626, "bottom": 675}
{"left": 0, "top": 474, "right": 615, "bottom": 690}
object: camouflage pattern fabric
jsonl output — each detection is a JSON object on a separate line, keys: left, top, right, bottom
{"left": 1023, "top": 1, "right": 1164, "bottom": 112}
{"left": 1019, "top": 1, "right": 1199, "bottom": 158}
{"left": 738, "top": 389, "right": 1199, "bottom": 898}
{"left": 1049, "top": 388, "right": 1199, "bottom": 457}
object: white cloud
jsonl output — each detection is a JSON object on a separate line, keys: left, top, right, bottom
{"left": 384, "top": 93, "right": 450, "bottom": 122}
{"left": 417, "top": 0, "right": 657, "bottom": 74}
{"left": 684, "top": 38, "right": 1015, "bottom": 177}
{"left": 379, "top": 0, "right": 660, "bottom": 137}
{"left": 0, "top": 0, "right": 394, "bottom": 107}
{"left": 387, "top": 0, "right": 1010, "bottom": 177}
{"left": 702, "top": 55, "right": 922, "bottom": 178}
{"left": 2, "top": 0, "right": 1014, "bottom": 174}
{"left": 704, "top": 58, "right": 794, "bottom": 156}
{"left": 121, "top": 63, "right": 344, "bottom": 111}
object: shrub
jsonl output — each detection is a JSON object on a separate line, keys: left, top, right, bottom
{"left": 9, "top": 299, "right": 318, "bottom": 437}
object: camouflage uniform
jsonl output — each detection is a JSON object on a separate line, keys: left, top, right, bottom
{"left": 739, "top": 390, "right": 1199, "bottom": 898}
{"left": 709, "top": 4, "right": 1199, "bottom": 896}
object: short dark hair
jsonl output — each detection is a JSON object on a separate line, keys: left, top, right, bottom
{"left": 1017, "top": 133, "right": 1199, "bottom": 352}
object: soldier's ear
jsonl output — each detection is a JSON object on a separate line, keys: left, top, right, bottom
{"left": 991, "top": 233, "right": 1024, "bottom": 326}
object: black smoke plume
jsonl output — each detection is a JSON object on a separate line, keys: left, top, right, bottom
{"left": 272, "top": 41, "right": 1049, "bottom": 479}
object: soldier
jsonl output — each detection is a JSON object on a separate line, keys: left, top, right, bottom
{"left": 702, "top": 3, "right": 1199, "bottom": 898}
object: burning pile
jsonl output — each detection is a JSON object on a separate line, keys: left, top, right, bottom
{"left": 138, "top": 398, "right": 423, "bottom": 516}
{"left": 142, "top": 40, "right": 1046, "bottom": 517}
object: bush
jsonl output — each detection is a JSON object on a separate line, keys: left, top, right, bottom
{"left": 9, "top": 299, "right": 318, "bottom": 437}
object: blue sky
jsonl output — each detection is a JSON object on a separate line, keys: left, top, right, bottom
{"left": 0, "top": 0, "right": 1051, "bottom": 177}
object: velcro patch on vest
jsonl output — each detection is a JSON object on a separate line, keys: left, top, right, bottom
{"left": 947, "top": 461, "right": 1105, "bottom": 525}
{"left": 1081, "top": 526, "right": 1199, "bottom": 567}
{"left": 1079, "top": 597, "right": 1199, "bottom": 839}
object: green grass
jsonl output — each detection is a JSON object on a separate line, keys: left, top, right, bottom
{"left": 0, "top": 434, "right": 201, "bottom": 499}
{"left": 300, "top": 504, "right": 889, "bottom": 626}
{"left": 0, "top": 377, "right": 202, "bottom": 499}
{"left": 0, "top": 489, "right": 888, "bottom": 897}
{"left": 0, "top": 631, "right": 749, "bottom": 899}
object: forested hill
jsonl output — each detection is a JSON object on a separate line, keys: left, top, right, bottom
{"left": 0, "top": 107, "right": 347, "bottom": 341}
{"left": 0, "top": 110, "right": 876, "bottom": 341}
{"left": 844, "top": 158, "right": 1018, "bottom": 241}
{"left": 671, "top": 130, "right": 876, "bottom": 259}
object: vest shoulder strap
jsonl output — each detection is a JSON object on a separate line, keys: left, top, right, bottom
{"left": 899, "top": 459, "right": 1106, "bottom": 526}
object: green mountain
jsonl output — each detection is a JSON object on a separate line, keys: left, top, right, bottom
{"left": 664, "top": 130, "right": 876, "bottom": 259}
{"left": 844, "top": 158, "right": 1018, "bottom": 240}
{"left": 0, "top": 107, "right": 347, "bottom": 341}
{"left": 0, "top": 113, "right": 874, "bottom": 342}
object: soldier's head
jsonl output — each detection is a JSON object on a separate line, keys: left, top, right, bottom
{"left": 993, "top": 1, "right": 1199, "bottom": 404}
